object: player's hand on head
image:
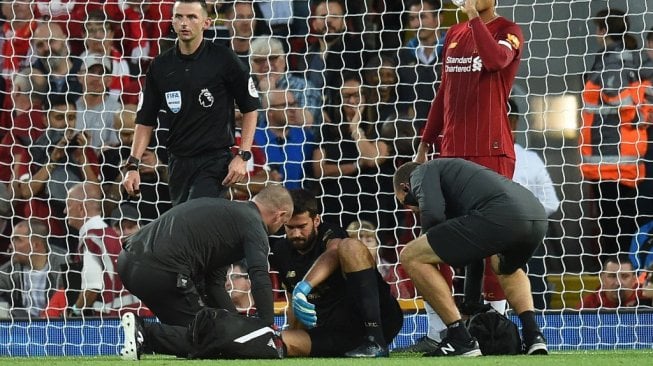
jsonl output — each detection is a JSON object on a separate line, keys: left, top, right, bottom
{"left": 292, "top": 281, "right": 317, "bottom": 328}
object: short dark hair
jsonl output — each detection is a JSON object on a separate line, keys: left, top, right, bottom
{"left": 406, "top": 0, "right": 441, "bottom": 12}
{"left": 289, "top": 189, "right": 319, "bottom": 218}
{"left": 593, "top": 8, "right": 638, "bottom": 50}
{"left": 176, "top": 0, "right": 209, "bottom": 14}
{"left": 311, "top": 0, "right": 345, "bottom": 14}
{"left": 44, "top": 93, "right": 76, "bottom": 111}
{"left": 393, "top": 162, "right": 421, "bottom": 192}
{"left": 603, "top": 255, "right": 634, "bottom": 270}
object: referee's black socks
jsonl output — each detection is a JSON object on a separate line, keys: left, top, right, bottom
{"left": 346, "top": 268, "right": 386, "bottom": 346}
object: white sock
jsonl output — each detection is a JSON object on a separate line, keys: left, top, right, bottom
{"left": 485, "top": 299, "right": 507, "bottom": 315}
{"left": 425, "top": 302, "right": 447, "bottom": 342}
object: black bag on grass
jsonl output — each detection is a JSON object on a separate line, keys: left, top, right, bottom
{"left": 188, "top": 308, "right": 284, "bottom": 359}
{"left": 465, "top": 305, "right": 522, "bottom": 355}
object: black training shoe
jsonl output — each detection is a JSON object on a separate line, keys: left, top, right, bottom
{"left": 120, "top": 312, "right": 144, "bottom": 361}
{"left": 424, "top": 336, "right": 482, "bottom": 357}
{"left": 391, "top": 336, "right": 440, "bottom": 354}
{"left": 344, "top": 336, "right": 389, "bottom": 358}
{"left": 524, "top": 333, "right": 548, "bottom": 355}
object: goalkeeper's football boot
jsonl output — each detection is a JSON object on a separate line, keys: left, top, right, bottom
{"left": 120, "top": 312, "right": 145, "bottom": 361}
{"left": 344, "top": 336, "right": 389, "bottom": 358}
{"left": 391, "top": 336, "right": 440, "bottom": 354}
{"left": 524, "top": 333, "right": 548, "bottom": 355}
{"left": 424, "top": 335, "right": 482, "bottom": 357}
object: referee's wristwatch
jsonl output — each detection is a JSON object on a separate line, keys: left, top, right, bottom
{"left": 125, "top": 155, "right": 140, "bottom": 171}
{"left": 237, "top": 150, "right": 252, "bottom": 162}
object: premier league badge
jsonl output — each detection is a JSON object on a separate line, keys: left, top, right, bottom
{"left": 165, "top": 91, "right": 182, "bottom": 113}
{"left": 198, "top": 88, "right": 214, "bottom": 108}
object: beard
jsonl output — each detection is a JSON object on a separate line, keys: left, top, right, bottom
{"left": 289, "top": 227, "right": 318, "bottom": 252}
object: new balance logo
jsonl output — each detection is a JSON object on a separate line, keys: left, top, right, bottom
{"left": 472, "top": 56, "right": 482, "bottom": 72}
{"left": 136, "top": 331, "right": 144, "bottom": 345}
{"left": 440, "top": 343, "right": 456, "bottom": 355}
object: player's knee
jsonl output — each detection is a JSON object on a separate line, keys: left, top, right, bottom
{"left": 399, "top": 244, "right": 417, "bottom": 267}
{"left": 338, "top": 238, "right": 374, "bottom": 265}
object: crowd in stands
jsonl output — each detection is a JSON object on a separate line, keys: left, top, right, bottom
{"left": 0, "top": 0, "right": 651, "bottom": 318}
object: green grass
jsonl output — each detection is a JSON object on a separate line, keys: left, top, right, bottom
{"left": 3, "top": 351, "right": 653, "bottom": 366}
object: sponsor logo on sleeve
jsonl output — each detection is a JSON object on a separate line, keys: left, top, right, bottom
{"left": 165, "top": 91, "right": 182, "bottom": 113}
{"left": 248, "top": 77, "right": 259, "bottom": 98}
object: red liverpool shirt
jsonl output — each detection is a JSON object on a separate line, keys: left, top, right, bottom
{"left": 422, "top": 16, "right": 524, "bottom": 158}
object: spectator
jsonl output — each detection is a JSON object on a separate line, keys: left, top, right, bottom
{"left": 30, "top": 22, "right": 83, "bottom": 101}
{"left": 80, "top": 10, "right": 132, "bottom": 97}
{"left": 397, "top": 0, "right": 445, "bottom": 127}
{"left": 362, "top": 54, "right": 404, "bottom": 124}
{"left": 109, "top": 203, "right": 141, "bottom": 240}
{"left": 250, "top": 36, "right": 321, "bottom": 126}
{"left": 256, "top": 89, "right": 315, "bottom": 190}
{"left": 0, "top": 219, "right": 67, "bottom": 318}
{"left": 0, "top": 1, "right": 37, "bottom": 75}
{"left": 221, "top": 0, "right": 259, "bottom": 68}
{"left": 0, "top": 68, "right": 47, "bottom": 182}
{"left": 292, "top": 0, "right": 364, "bottom": 102}
{"left": 12, "top": 95, "right": 100, "bottom": 242}
{"left": 75, "top": 54, "right": 122, "bottom": 149}
{"left": 313, "top": 72, "right": 390, "bottom": 231}
{"left": 101, "top": 105, "right": 138, "bottom": 185}
{"left": 509, "top": 99, "right": 560, "bottom": 216}
{"left": 637, "top": 28, "right": 653, "bottom": 225}
{"left": 65, "top": 182, "right": 143, "bottom": 316}
{"left": 225, "top": 260, "right": 254, "bottom": 313}
{"left": 577, "top": 256, "right": 651, "bottom": 308}
{"left": 579, "top": 8, "right": 647, "bottom": 256}
{"left": 509, "top": 98, "right": 559, "bottom": 310}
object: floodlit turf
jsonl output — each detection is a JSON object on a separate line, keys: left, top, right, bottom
{"left": 4, "top": 351, "right": 653, "bottom": 366}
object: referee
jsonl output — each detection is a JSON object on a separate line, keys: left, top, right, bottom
{"left": 123, "top": 0, "right": 260, "bottom": 205}
{"left": 117, "top": 185, "right": 292, "bottom": 358}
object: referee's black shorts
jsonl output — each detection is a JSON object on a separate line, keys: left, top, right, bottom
{"left": 307, "top": 274, "right": 403, "bottom": 357}
{"left": 168, "top": 149, "right": 232, "bottom": 206}
{"left": 425, "top": 210, "right": 548, "bottom": 275}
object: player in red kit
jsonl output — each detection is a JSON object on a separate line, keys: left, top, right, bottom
{"left": 411, "top": 0, "right": 526, "bottom": 353}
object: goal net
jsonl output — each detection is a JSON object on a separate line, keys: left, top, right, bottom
{"left": 0, "top": 0, "right": 651, "bottom": 356}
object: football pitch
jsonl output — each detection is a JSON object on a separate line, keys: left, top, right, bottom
{"left": 5, "top": 351, "right": 653, "bottom": 366}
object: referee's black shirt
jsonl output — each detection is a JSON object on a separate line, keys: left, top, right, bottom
{"left": 123, "top": 198, "right": 274, "bottom": 323}
{"left": 136, "top": 40, "right": 260, "bottom": 157}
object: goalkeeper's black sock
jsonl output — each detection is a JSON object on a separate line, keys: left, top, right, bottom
{"left": 346, "top": 268, "right": 386, "bottom": 346}
{"left": 446, "top": 319, "right": 472, "bottom": 341}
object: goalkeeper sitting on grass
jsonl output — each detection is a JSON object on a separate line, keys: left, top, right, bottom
{"left": 270, "top": 189, "right": 404, "bottom": 358}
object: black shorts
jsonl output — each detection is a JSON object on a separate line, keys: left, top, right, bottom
{"left": 307, "top": 275, "right": 403, "bottom": 357}
{"left": 425, "top": 211, "right": 548, "bottom": 275}
{"left": 168, "top": 149, "right": 232, "bottom": 205}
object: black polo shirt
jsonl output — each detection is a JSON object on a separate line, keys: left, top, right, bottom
{"left": 137, "top": 40, "right": 260, "bottom": 157}
{"left": 269, "top": 222, "right": 348, "bottom": 327}
{"left": 123, "top": 198, "right": 274, "bottom": 323}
